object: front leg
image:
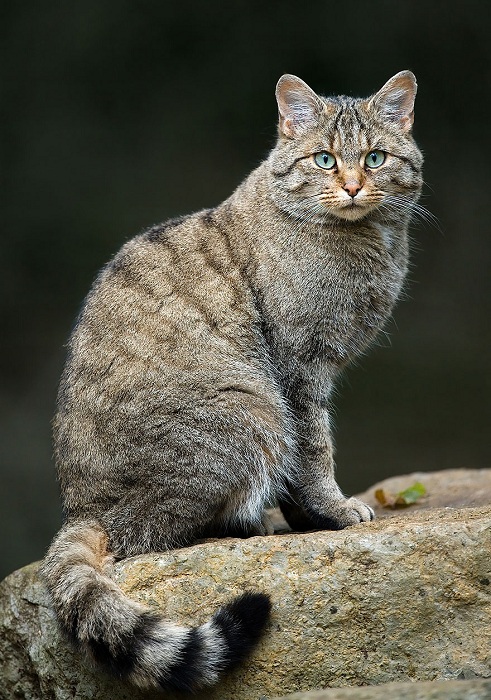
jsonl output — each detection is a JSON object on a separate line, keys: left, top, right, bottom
{"left": 280, "top": 402, "right": 374, "bottom": 531}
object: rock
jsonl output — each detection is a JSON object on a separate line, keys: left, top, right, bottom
{"left": 273, "top": 678, "right": 491, "bottom": 699}
{"left": 0, "top": 469, "right": 490, "bottom": 700}
{"left": 268, "top": 468, "right": 491, "bottom": 533}
{"left": 357, "top": 468, "right": 491, "bottom": 516}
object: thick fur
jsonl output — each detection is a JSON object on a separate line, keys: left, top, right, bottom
{"left": 41, "top": 72, "right": 423, "bottom": 690}
{"left": 41, "top": 521, "right": 271, "bottom": 691}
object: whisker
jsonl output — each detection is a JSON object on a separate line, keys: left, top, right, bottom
{"left": 381, "top": 194, "right": 441, "bottom": 232}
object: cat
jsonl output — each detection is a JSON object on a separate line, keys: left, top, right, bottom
{"left": 41, "top": 70, "right": 423, "bottom": 692}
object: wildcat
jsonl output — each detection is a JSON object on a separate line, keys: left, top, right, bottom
{"left": 41, "top": 71, "right": 423, "bottom": 692}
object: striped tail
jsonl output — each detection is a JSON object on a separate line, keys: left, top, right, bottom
{"left": 40, "top": 521, "right": 271, "bottom": 691}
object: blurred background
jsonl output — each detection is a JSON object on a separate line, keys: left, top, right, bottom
{"left": 1, "top": 0, "right": 490, "bottom": 580}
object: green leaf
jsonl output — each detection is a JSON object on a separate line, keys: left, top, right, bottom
{"left": 395, "top": 482, "right": 427, "bottom": 505}
{"left": 375, "top": 481, "right": 427, "bottom": 509}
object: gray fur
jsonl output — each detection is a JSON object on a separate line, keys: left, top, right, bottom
{"left": 41, "top": 71, "right": 423, "bottom": 690}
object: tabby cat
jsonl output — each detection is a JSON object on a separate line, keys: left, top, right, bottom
{"left": 41, "top": 71, "right": 423, "bottom": 692}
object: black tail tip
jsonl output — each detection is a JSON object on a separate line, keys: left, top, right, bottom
{"left": 223, "top": 591, "right": 272, "bottom": 631}
{"left": 213, "top": 591, "right": 272, "bottom": 666}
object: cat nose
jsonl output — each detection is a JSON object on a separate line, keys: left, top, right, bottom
{"left": 343, "top": 180, "right": 362, "bottom": 198}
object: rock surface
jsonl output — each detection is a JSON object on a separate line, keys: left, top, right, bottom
{"left": 273, "top": 678, "right": 491, "bottom": 699}
{"left": 0, "top": 469, "right": 490, "bottom": 700}
{"left": 357, "top": 468, "right": 491, "bottom": 515}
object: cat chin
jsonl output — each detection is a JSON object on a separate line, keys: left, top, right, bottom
{"left": 331, "top": 204, "right": 375, "bottom": 222}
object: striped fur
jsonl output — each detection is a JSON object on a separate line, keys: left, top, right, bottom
{"left": 42, "top": 73, "right": 423, "bottom": 690}
{"left": 40, "top": 521, "right": 271, "bottom": 691}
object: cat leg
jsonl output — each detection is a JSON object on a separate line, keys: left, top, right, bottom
{"left": 110, "top": 476, "right": 276, "bottom": 551}
{"left": 100, "top": 403, "right": 286, "bottom": 555}
{"left": 277, "top": 492, "right": 317, "bottom": 532}
{"left": 285, "top": 402, "right": 374, "bottom": 531}
{"left": 207, "top": 516, "right": 272, "bottom": 539}
{"left": 101, "top": 488, "right": 221, "bottom": 557}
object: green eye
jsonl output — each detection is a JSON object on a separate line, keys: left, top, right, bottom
{"left": 365, "top": 150, "right": 386, "bottom": 168}
{"left": 314, "top": 152, "right": 336, "bottom": 170}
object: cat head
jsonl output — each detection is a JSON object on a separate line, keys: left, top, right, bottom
{"left": 269, "top": 72, "right": 423, "bottom": 223}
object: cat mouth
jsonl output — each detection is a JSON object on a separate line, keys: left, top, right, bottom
{"left": 334, "top": 199, "right": 376, "bottom": 221}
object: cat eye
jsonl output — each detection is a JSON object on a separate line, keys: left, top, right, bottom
{"left": 314, "top": 152, "right": 336, "bottom": 170}
{"left": 365, "top": 150, "right": 386, "bottom": 168}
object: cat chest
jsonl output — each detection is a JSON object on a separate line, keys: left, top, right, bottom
{"left": 258, "top": 247, "right": 404, "bottom": 364}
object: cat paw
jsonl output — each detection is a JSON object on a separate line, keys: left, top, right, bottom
{"left": 260, "top": 511, "right": 276, "bottom": 536}
{"left": 311, "top": 496, "right": 375, "bottom": 531}
{"left": 341, "top": 496, "right": 375, "bottom": 524}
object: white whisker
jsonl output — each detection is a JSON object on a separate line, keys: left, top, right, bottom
{"left": 380, "top": 194, "right": 440, "bottom": 232}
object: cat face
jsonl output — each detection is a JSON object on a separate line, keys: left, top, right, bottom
{"left": 269, "top": 72, "right": 423, "bottom": 224}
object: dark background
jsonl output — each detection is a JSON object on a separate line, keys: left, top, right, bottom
{"left": 1, "top": 1, "right": 490, "bottom": 580}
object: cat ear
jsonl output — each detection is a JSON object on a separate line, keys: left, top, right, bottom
{"left": 276, "top": 74, "right": 325, "bottom": 138}
{"left": 369, "top": 71, "right": 417, "bottom": 132}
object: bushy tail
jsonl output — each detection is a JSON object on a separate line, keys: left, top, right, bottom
{"left": 40, "top": 521, "right": 271, "bottom": 692}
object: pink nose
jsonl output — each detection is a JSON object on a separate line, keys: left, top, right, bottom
{"left": 344, "top": 181, "right": 361, "bottom": 198}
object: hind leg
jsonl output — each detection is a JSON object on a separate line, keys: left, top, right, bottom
{"left": 103, "top": 475, "right": 275, "bottom": 557}
{"left": 100, "top": 380, "right": 291, "bottom": 557}
{"left": 206, "top": 510, "right": 275, "bottom": 539}
{"left": 103, "top": 421, "right": 287, "bottom": 556}
{"left": 102, "top": 485, "right": 224, "bottom": 557}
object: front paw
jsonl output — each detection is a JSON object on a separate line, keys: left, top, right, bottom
{"left": 340, "top": 497, "right": 375, "bottom": 525}
{"left": 310, "top": 496, "right": 375, "bottom": 531}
